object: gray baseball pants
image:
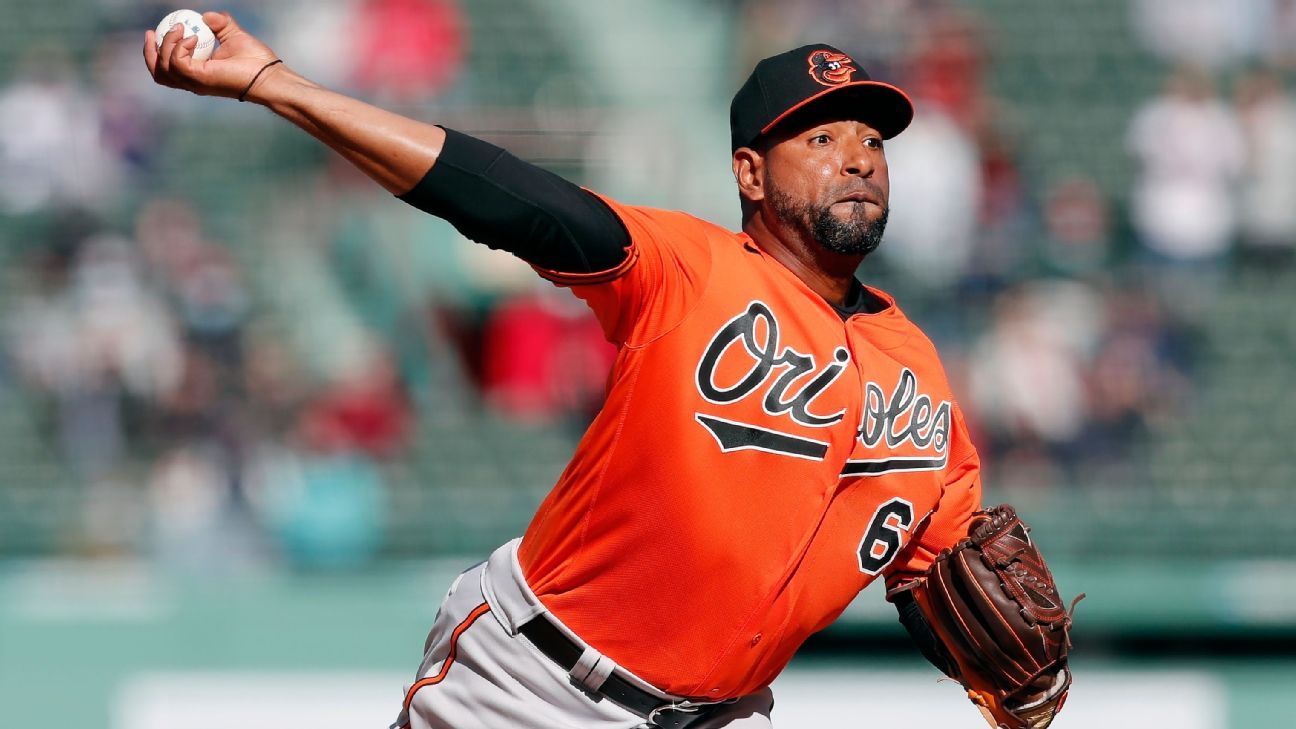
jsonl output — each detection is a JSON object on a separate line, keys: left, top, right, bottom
{"left": 390, "top": 539, "right": 774, "bottom": 729}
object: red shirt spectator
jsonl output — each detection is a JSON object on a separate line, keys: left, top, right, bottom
{"left": 351, "top": 0, "right": 466, "bottom": 101}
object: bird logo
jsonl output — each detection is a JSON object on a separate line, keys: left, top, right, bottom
{"left": 807, "top": 50, "right": 857, "bottom": 86}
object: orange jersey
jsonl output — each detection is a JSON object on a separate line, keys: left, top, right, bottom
{"left": 517, "top": 195, "right": 982, "bottom": 700}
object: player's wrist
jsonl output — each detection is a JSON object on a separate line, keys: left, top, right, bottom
{"left": 243, "top": 61, "right": 302, "bottom": 107}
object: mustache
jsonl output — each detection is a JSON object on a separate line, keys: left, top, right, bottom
{"left": 830, "top": 180, "right": 887, "bottom": 207}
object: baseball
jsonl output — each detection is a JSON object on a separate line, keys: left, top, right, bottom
{"left": 154, "top": 9, "right": 216, "bottom": 62}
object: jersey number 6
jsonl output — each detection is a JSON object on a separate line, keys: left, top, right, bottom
{"left": 856, "top": 498, "right": 915, "bottom": 574}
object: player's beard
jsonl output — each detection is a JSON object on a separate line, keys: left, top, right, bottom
{"left": 767, "top": 184, "right": 889, "bottom": 257}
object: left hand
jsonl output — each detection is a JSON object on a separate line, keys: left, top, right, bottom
{"left": 900, "top": 505, "right": 1081, "bottom": 729}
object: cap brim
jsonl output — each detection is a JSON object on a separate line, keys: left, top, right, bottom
{"left": 758, "top": 80, "right": 915, "bottom": 142}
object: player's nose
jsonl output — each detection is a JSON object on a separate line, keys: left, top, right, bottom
{"left": 841, "top": 141, "right": 876, "bottom": 178}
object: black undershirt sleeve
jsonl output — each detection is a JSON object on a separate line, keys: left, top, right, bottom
{"left": 396, "top": 127, "right": 631, "bottom": 274}
{"left": 892, "top": 590, "right": 956, "bottom": 676}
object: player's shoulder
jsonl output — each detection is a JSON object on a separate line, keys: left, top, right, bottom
{"left": 591, "top": 193, "right": 739, "bottom": 242}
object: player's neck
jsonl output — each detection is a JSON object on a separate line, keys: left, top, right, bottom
{"left": 743, "top": 217, "right": 863, "bottom": 307}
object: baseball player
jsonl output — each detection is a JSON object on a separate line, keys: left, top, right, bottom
{"left": 145, "top": 13, "right": 1074, "bottom": 729}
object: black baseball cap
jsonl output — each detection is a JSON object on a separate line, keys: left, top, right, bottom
{"left": 730, "top": 44, "right": 914, "bottom": 151}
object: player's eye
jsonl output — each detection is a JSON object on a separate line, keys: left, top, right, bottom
{"left": 810, "top": 133, "right": 831, "bottom": 145}
{"left": 864, "top": 137, "right": 883, "bottom": 150}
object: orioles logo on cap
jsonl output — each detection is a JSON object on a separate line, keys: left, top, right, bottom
{"left": 807, "top": 50, "right": 857, "bottom": 87}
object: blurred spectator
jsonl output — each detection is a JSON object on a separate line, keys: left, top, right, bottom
{"left": 71, "top": 231, "right": 182, "bottom": 419}
{"left": 966, "top": 276, "right": 1199, "bottom": 487}
{"left": 878, "top": 105, "right": 982, "bottom": 291}
{"left": 7, "top": 230, "right": 183, "bottom": 477}
{"left": 170, "top": 244, "right": 252, "bottom": 358}
{"left": 268, "top": 0, "right": 357, "bottom": 90}
{"left": 1084, "top": 288, "right": 1193, "bottom": 459}
{"left": 297, "top": 347, "right": 413, "bottom": 458}
{"left": 136, "top": 199, "right": 252, "bottom": 361}
{"left": 242, "top": 328, "right": 313, "bottom": 433}
{"left": 1235, "top": 67, "right": 1296, "bottom": 270}
{"left": 0, "top": 46, "right": 120, "bottom": 213}
{"left": 1127, "top": 68, "right": 1245, "bottom": 274}
{"left": 153, "top": 345, "right": 223, "bottom": 442}
{"left": 733, "top": 0, "right": 918, "bottom": 76}
{"left": 969, "top": 123, "right": 1033, "bottom": 287}
{"left": 350, "top": 0, "right": 466, "bottom": 102}
{"left": 1039, "top": 176, "right": 1113, "bottom": 277}
{"left": 267, "top": 0, "right": 465, "bottom": 103}
{"left": 1132, "top": 0, "right": 1269, "bottom": 69}
{"left": 968, "top": 281, "right": 1101, "bottom": 478}
{"left": 903, "top": 7, "right": 987, "bottom": 130}
{"left": 136, "top": 198, "right": 209, "bottom": 285}
{"left": 91, "top": 33, "right": 163, "bottom": 178}
{"left": 245, "top": 444, "right": 388, "bottom": 570}
{"left": 481, "top": 288, "right": 616, "bottom": 426}
{"left": 1260, "top": 0, "right": 1296, "bottom": 68}
{"left": 147, "top": 442, "right": 269, "bottom": 573}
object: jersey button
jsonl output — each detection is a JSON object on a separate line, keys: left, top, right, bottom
{"left": 750, "top": 633, "right": 762, "bottom": 647}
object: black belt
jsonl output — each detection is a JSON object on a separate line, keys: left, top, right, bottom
{"left": 518, "top": 615, "right": 717, "bottom": 729}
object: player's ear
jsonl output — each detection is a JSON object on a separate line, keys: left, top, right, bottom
{"left": 733, "top": 147, "right": 766, "bottom": 204}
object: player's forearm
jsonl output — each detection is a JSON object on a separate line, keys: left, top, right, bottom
{"left": 250, "top": 66, "right": 445, "bottom": 195}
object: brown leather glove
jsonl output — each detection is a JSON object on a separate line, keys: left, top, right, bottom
{"left": 890, "top": 505, "right": 1082, "bottom": 729}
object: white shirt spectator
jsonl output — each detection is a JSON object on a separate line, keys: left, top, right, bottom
{"left": 1132, "top": 0, "right": 1269, "bottom": 69}
{"left": 0, "top": 59, "right": 119, "bottom": 213}
{"left": 878, "top": 105, "right": 982, "bottom": 288}
{"left": 1237, "top": 73, "right": 1296, "bottom": 250}
{"left": 1127, "top": 71, "right": 1246, "bottom": 261}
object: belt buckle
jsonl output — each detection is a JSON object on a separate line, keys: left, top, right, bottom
{"left": 646, "top": 700, "right": 706, "bottom": 729}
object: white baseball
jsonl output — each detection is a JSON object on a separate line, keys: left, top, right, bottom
{"left": 154, "top": 9, "right": 217, "bottom": 62}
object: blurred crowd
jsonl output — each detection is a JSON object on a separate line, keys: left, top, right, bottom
{"left": 0, "top": 0, "right": 1293, "bottom": 567}
{"left": 0, "top": 1, "right": 467, "bottom": 568}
